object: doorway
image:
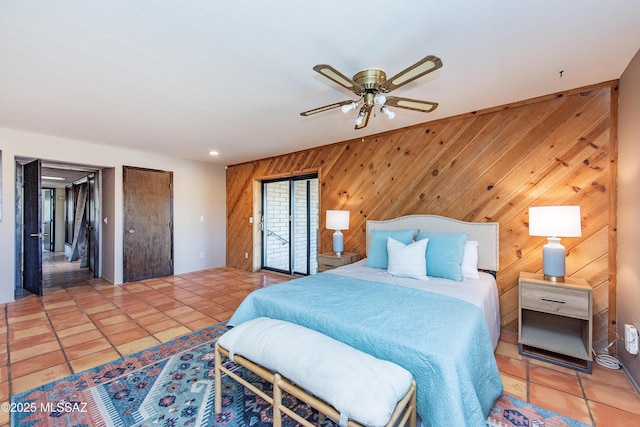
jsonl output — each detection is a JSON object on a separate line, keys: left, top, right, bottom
{"left": 261, "top": 174, "right": 318, "bottom": 275}
{"left": 15, "top": 158, "right": 101, "bottom": 296}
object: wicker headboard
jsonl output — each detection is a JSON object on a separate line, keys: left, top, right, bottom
{"left": 366, "top": 214, "right": 500, "bottom": 272}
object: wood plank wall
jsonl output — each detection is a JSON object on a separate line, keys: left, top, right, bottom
{"left": 226, "top": 81, "right": 617, "bottom": 352}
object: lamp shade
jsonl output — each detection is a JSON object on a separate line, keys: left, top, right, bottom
{"left": 326, "top": 210, "right": 350, "bottom": 230}
{"left": 529, "top": 206, "right": 582, "bottom": 237}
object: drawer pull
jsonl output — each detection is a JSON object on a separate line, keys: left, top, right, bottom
{"left": 540, "top": 297, "right": 566, "bottom": 304}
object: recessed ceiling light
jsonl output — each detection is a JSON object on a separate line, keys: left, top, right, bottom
{"left": 209, "top": 151, "right": 219, "bottom": 156}
{"left": 42, "top": 176, "right": 65, "bottom": 181}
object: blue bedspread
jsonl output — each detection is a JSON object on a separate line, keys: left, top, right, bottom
{"left": 228, "top": 273, "right": 503, "bottom": 426}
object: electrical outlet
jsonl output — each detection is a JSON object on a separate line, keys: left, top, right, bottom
{"left": 625, "top": 324, "right": 638, "bottom": 355}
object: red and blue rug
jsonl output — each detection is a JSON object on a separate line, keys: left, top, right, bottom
{"left": 11, "top": 322, "right": 592, "bottom": 426}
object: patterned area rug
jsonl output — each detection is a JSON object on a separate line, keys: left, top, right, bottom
{"left": 487, "top": 395, "right": 591, "bottom": 427}
{"left": 12, "top": 322, "right": 592, "bottom": 427}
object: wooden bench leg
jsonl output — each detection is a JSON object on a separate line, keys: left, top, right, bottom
{"left": 214, "top": 342, "right": 222, "bottom": 414}
{"left": 409, "top": 384, "right": 417, "bottom": 427}
{"left": 273, "top": 373, "right": 283, "bottom": 427}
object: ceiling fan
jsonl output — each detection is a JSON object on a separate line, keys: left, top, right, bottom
{"left": 300, "top": 55, "right": 442, "bottom": 130}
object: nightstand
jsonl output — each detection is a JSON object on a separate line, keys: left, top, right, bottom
{"left": 317, "top": 252, "right": 360, "bottom": 272}
{"left": 518, "top": 272, "right": 593, "bottom": 373}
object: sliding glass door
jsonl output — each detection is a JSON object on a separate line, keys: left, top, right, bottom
{"left": 262, "top": 174, "right": 318, "bottom": 275}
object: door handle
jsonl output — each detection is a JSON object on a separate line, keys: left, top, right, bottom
{"left": 29, "top": 233, "right": 40, "bottom": 237}
{"left": 128, "top": 229, "right": 135, "bottom": 234}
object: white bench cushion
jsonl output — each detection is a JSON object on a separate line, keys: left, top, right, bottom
{"left": 218, "top": 317, "right": 413, "bottom": 427}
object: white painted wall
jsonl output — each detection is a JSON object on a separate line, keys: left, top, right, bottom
{"left": 617, "top": 47, "right": 640, "bottom": 389}
{"left": 0, "top": 127, "right": 226, "bottom": 303}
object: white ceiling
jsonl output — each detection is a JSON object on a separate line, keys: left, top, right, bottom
{"left": 1, "top": 1, "right": 639, "bottom": 166}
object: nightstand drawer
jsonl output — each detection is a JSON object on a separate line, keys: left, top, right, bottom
{"left": 319, "top": 257, "right": 347, "bottom": 268}
{"left": 521, "top": 282, "right": 589, "bottom": 319}
{"left": 317, "top": 252, "right": 360, "bottom": 272}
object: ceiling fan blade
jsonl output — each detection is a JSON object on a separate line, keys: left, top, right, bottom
{"left": 300, "top": 100, "right": 355, "bottom": 116}
{"left": 381, "top": 55, "right": 443, "bottom": 91}
{"left": 354, "top": 105, "right": 373, "bottom": 130}
{"left": 313, "top": 64, "right": 363, "bottom": 93}
{"left": 385, "top": 96, "right": 439, "bottom": 113}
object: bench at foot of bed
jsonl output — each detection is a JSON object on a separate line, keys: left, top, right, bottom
{"left": 214, "top": 317, "right": 417, "bottom": 427}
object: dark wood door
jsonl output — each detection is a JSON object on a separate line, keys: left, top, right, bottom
{"left": 123, "top": 166, "right": 173, "bottom": 282}
{"left": 23, "top": 159, "right": 43, "bottom": 295}
{"left": 86, "top": 173, "right": 99, "bottom": 277}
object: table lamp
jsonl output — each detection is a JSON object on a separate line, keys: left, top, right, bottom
{"left": 528, "top": 205, "right": 582, "bottom": 282}
{"left": 326, "top": 210, "right": 350, "bottom": 256}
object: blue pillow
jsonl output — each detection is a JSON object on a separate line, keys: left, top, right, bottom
{"left": 365, "top": 229, "right": 417, "bottom": 269}
{"left": 416, "top": 231, "right": 468, "bottom": 280}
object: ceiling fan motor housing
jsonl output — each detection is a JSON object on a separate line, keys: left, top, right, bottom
{"left": 354, "top": 69, "right": 387, "bottom": 106}
{"left": 354, "top": 69, "right": 387, "bottom": 92}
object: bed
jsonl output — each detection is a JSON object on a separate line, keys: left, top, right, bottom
{"left": 228, "top": 214, "right": 503, "bottom": 426}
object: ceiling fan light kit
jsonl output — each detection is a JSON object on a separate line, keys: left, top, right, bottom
{"left": 340, "top": 102, "right": 357, "bottom": 113}
{"left": 301, "top": 55, "right": 442, "bottom": 129}
{"left": 380, "top": 105, "right": 395, "bottom": 119}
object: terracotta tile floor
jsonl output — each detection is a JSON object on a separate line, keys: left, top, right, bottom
{"left": 1, "top": 253, "right": 639, "bottom": 426}
{"left": 497, "top": 333, "right": 640, "bottom": 426}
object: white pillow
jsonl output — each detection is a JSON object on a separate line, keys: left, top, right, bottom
{"left": 386, "top": 237, "right": 429, "bottom": 280}
{"left": 461, "top": 240, "right": 480, "bottom": 279}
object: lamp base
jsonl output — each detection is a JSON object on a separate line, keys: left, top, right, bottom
{"left": 542, "top": 237, "right": 566, "bottom": 283}
{"left": 332, "top": 230, "right": 344, "bottom": 257}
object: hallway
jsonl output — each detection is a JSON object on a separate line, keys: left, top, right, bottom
{"left": 15, "top": 251, "right": 94, "bottom": 300}
{"left": 43, "top": 251, "right": 94, "bottom": 287}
